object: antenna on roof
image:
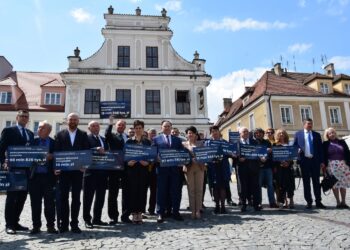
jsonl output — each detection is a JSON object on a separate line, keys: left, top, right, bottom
{"left": 312, "top": 57, "right": 315, "bottom": 72}
{"left": 280, "top": 55, "right": 283, "bottom": 67}
{"left": 324, "top": 54, "right": 328, "bottom": 64}
{"left": 286, "top": 60, "right": 289, "bottom": 71}
{"left": 293, "top": 55, "right": 296, "bottom": 72}
{"left": 271, "top": 60, "right": 274, "bottom": 67}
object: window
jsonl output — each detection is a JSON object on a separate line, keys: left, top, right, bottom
{"left": 320, "top": 82, "right": 329, "bottom": 94}
{"left": 55, "top": 122, "right": 61, "bottom": 133}
{"left": 329, "top": 106, "right": 342, "bottom": 124}
{"left": 176, "top": 90, "right": 190, "bottom": 114}
{"left": 84, "top": 89, "right": 100, "bottom": 114}
{"left": 249, "top": 113, "right": 255, "bottom": 130}
{"left": 198, "top": 89, "right": 204, "bottom": 110}
{"left": 146, "top": 47, "right": 158, "bottom": 68}
{"left": 116, "top": 89, "right": 131, "bottom": 118}
{"left": 44, "top": 93, "right": 61, "bottom": 105}
{"left": 117, "top": 46, "right": 130, "bottom": 67}
{"left": 145, "top": 90, "right": 161, "bottom": 114}
{"left": 0, "top": 92, "right": 12, "bottom": 104}
{"left": 5, "top": 121, "right": 16, "bottom": 127}
{"left": 345, "top": 84, "right": 350, "bottom": 95}
{"left": 242, "top": 96, "right": 249, "bottom": 106}
{"left": 300, "top": 106, "right": 313, "bottom": 121}
{"left": 280, "top": 105, "right": 293, "bottom": 124}
{"left": 33, "top": 121, "right": 39, "bottom": 136}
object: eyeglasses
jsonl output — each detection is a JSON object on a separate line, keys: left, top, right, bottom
{"left": 19, "top": 115, "right": 29, "bottom": 118}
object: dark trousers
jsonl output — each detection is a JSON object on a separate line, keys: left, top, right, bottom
{"left": 127, "top": 165, "right": 148, "bottom": 213}
{"left": 300, "top": 158, "right": 321, "bottom": 204}
{"left": 83, "top": 171, "right": 107, "bottom": 222}
{"left": 57, "top": 171, "right": 83, "bottom": 228}
{"left": 147, "top": 167, "right": 157, "bottom": 214}
{"left": 28, "top": 174, "right": 55, "bottom": 229}
{"left": 108, "top": 170, "right": 129, "bottom": 221}
{"left": 5, "top": 190, "right": 28, "bottom": 229}
{"left": 156, "top": 167, "right": 181, "bottom": 215}
{"left": 238, "top": 162, "right": 260, "bottom": 207}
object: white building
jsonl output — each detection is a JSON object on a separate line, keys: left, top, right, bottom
{"left": 62, "top": 6, "right": 212, "bottom": 134}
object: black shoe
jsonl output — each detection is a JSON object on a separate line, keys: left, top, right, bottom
{"left": 47, "top": 227, "right": 58, "bottom": 234}
{"left": 305, "top": 203, "right": 312, "bottom": 209}
{"left": 85, "top": 221, "right": 94, "bottom": 229}
{"left": 6, "top": 227, "right": 16, "bottom": 235}
{"left": 71, "top": 226, "right": 82, "bottom": 234}
{"left": 316, "top": 202, "right": 326, "bottom": 209}
{"left": 241, "top": 205, "right": 247, "bottom": 212}
{"left": 148, "top": 210, "right": 156, "bottom": 216}
{"left": 172, "top": 214, "right": 184, "bottom": 221}
{"left": 59, "top": 227, "right": 69, "bottom": 234}
{"left": 164, "top": 211, "right": 172, "bottom": 218}
{"left": 220, "top": 207, "right": 227, "bottom": 214}
{"left": 30, "top": 228, "right": 41, "bottom": 234}
{"left": 109, "top": 220, "right": 118, "bottom": 225}
{"left": 157, "top": 215, "right": 164, "bottom": 223}
{"left": 121, "top": 217, "right": 132, "bottom": 224}
{"left": 93, "top": 220, "right": 108, "bottom": 226}
{"left": 15, "top": 224, "right": 29, "bottom": 231}
{"left": 254, "top": 206, "right": 262, "bottom": 212}
{"left": 214, "top": 206, "right": 220, "bottom": 214}
{"left": 227, "top": 200, "right": 237, "bottom": 206}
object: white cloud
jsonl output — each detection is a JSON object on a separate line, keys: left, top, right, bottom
{"left": 207, "top": 67, "right": 267, "bottom": 123}
{"left": 298, "top": 0, "right": 307, "bottom": 7}
{"left": 129, "top": 0, "right": 142, "bottom": 3}
{"left": 195, "top": 18, "right": 292, "bottom": 32}
{"left": 70, "top": 8, "right": 94, "bottom": 23}
{"left": 155, "top": 0, "right": 182, "bottom": 12}
{"left": 329, "top": 56, "right": 350, "bottom": 70}
{"left": 288, "top": 43, "right": 313, "bottom": 54}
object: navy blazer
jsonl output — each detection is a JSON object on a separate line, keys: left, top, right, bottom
{"left": 54, "top": 128, "right": 90, "bottom": 152}
{"left": 105, "top": 125, "right": 124, "bottom": 151}
{"left": 0, "top": 125, "right": 34, "bottom": 165}
{"left": 152, "top": 134, "right": 183, "bottom": 150}
{"left": 31, "top": 137, "right": 55, "bottom": 179}
{"left": 85, "top": 134, "right": 109, "bottom": 176}
{"left": 293, "top": 130, "right": 324, "bottom": 164}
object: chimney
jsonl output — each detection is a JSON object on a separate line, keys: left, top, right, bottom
{"left": 223, "top": 98, "right": 232, "bottom": 111}
{"left": 135, "top": 7, "right": 141, "bottom": 16}
{"left": 273, "top": 63, "right": 283, "bottom": 76}
{"left": 324, "top": 63, "right": 335, "bottom": 77}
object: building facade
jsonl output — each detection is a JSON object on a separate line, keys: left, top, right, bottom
{"left": 216, "top": 63, "right": 350, "bottom": 140}
{"left": 62, "top": 6, "right": 212, "bottom": 134}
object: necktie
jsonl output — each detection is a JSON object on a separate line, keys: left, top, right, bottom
{"left": 21, "top": 127, "right": 27, "bottom": 140}
{"left": 308, "top": 132, "right": 314, "bottom": 155}
{"left": 41, "top": 138, "right": 46, "bottom": 146}
{"left": 166, "top": 135, "right": 170, "bottom": 147}
{"left": 95, "top": 135, "right": 102, "bottom": 147}
{"left": 244, "top": 139, "right": 248, "bottom": 145}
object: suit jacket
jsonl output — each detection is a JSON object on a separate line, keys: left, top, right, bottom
{"left": 105, "top": 125, "right": 124, "bottom": 151}
{"left": 152, "top": 134, "right": 183, "bottom": 150}
{"left": 54, "top": 128, "right": 90, "bottom": 152}
{"left": 237, "top": 138, "right": 260, "bottom": 169}
{"left": 293, "top": 130, "right": 324, "bottom": 164}
{"left": 0, "top": 125, "right": 34, "bottom": 165}
{"left": 322, "top": 139, "right": 350, "bottom": 166}
{"left": 31, "top": 137, "right": 55, "bottom": 180}
{"left": 85, "top": 134, "right": 109, "bottom": 177}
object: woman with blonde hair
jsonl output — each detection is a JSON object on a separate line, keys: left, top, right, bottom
{"left": 273, "top": 129, "right": 295, "bottom": 208}
{"left": 322, "top": 128, "right": 350, "bottom": 208}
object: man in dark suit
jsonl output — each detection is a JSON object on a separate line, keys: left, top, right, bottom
{"left": 105, "top": 116, "right": 130, "bottom": 224}
{"left": 294, "top": 118, "right": 326, "bottom": 209}
{"left": 237, "top": 127, "right": 262, "bottom": 212}
{"left": 54, "top": 113, "right": 90, "bottom": 233}
{"left": 0, "top": 110, "right": 34, "bottom": 234}
{"left": 153, "top": 120, "right": 184, "bottom": 223}
{"left": 83, "top": 121, "right": 109, "bottom": 228}
{"left": 28, "top": 121, "right": 58, "bottom": 234}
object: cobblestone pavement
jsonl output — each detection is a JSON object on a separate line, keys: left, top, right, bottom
{"left": 0, "top": 179, "right": 349, "bottom": 250}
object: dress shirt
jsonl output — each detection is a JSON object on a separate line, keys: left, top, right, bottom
{"left": 36, "top": 137, "right": 49, "bottom": 173}
{"left": 163, "top": 134, "right": 172, "bottom": 146}
{"left": 68, "top": 129, "right": 77, "bottom": 146}
{"left": 17, "top": 124, "right": 29, "bottom": 141}
{"left": 95, "top": 135, "right": 104, "bottom": 149}
{"left": 303, "top": 129, "right": 313, "bottom": 157}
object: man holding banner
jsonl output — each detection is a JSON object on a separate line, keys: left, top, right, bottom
{"left": 54, "top": 113, "right": 90, "bottom": 233}
{"left": 0, "top": 110, "right": 34, "bottom": 234}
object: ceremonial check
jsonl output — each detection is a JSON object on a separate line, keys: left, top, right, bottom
{"left": 209, "top": 140, "right": 238, "bottom": 155}
{"left": 272, "top": 146, "right": 298, "bottom": 161}
{"left": 8, "top": 146, "right": 48, "bottom": 168}
{"left": 0, "top": 170, "right": 27, "bottom": 192}
{"left": 100, "top": 101, "right": 131, "bottom": 119}
{"left": 89, "top": 150, "right": 124, "bottom": 170}
{"left": 159, "top": 149, "right": 191, "bottom": 167}
{"left": 193, "top": 146, "right": 221, "bottom": 163}
{"left": 54, "top": 150, "right": 92, "bottom": 171}
{"left": 240, "top": 144, "right": 268, "bottom": 159}
{"left": 124, "top": 144, "right": 157, "bottom": 162}
{"left": 229, "top": 132, "right": 240, "bottom": 144}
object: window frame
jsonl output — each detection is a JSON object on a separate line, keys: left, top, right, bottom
{"left": 146, "top": 46, "right": 158, "bottom": 68}
{"left": 44, "top": 92, "right": 61, "bottom": 105}
{"left": 175, "top": 90, "right": 191, "bottom": 115}
{"left": 145, "top": 90, "right": 161, "bottom": 115}
{"left": 84, "top": 89, "right": 101, "bottom": 114}
{"left": 320, "top": 82, "right": 329, "bottom": 94}
{"left": 0, "top": 92, "right": 12, "bottom": 104}
{"left": 117, "top": 46, "right": 130, "bottom": 68}
{"left": 345, "top": 83, "right": 350, "bottom": 95}
{"left": 248, "top": 113, "right": 255, "bottom": 130}
{"left": 280, "top": 105, "right": 294, "bottom": 125}
{"left": 329, "top": 106, "right": 342, "bottom": 125}
{"left": 299, "top": 105, "right": 313, "bottom": 121}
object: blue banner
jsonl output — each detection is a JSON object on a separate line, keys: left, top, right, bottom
{"left": 272, "top": 146, "right": 298, "bottom": 161}
{"left": 193, "top": 146, "right": 222, "bottom": 163}
{"left": 124, "top": 144, "right": 158, "bottom": 162}
{"left": 159, "top": 149, "right": 191, "bottom": 167}
{"left": 0, "top": 170, "right": 27, "bottom": 192}
{"left": 229, "top": 132, "right": 240, "bottom": 144}
{"left": 54, "top": 150, "right": 92, "bottom": 171}
{"left": 239, "top": 144, "right": 268, "bottom": 160}
{"left": 8, "top": 146, "right": 48, "bottom": 168}
{"left": 89, "top": 150, "right": 124, "bottom": 170}
{"left": 209, "top": 140, "right": 238, "bottom": 155}
{"left": 100, "top": 101, "right": 131, "bottom": 119}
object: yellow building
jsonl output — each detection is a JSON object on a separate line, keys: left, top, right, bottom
{"left": 216, "top": 63, "right": 350, "bottom": 140}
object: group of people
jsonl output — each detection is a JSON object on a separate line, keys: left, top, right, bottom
{"left": 0, "top": 111, "right": 349, "bottom": 236}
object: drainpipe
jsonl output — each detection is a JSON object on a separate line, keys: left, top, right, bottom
{"left": 268, "top": 94, "right": 274, "bottom": 128}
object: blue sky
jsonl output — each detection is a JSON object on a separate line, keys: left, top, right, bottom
{"left": 1, "top": 0, "right": 350, "bottom": 122}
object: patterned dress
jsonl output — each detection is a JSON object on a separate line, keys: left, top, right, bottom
{"left": 327, "top": 141, "right": 350, "bottom": 189}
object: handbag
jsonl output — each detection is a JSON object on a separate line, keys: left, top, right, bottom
{"left": 320, "top": 174, "right": 338, "bottom": 193}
